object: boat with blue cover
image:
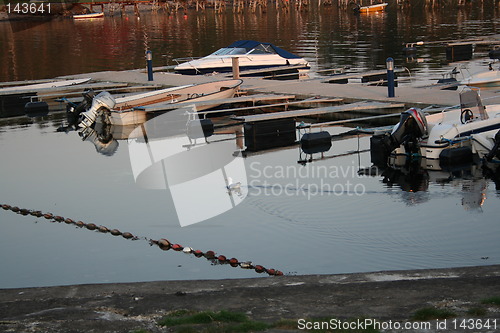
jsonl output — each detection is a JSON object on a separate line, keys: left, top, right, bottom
{"left": 174, "top": 40, "right": 309, "bottom": 75}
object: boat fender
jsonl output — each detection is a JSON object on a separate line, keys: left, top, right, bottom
{"left": 300, "top": 131, "right": 332, "bottom": 154}
{"left": 25, "top": 100, "right": 49, "bottom": 117}
{"left": 489, "top": 47, "right": 500, "bottom": 60}
{"left": 486, "top": 130, "right": 500, "bottom": 161}
{"left": 439, "top": 146, "right": 473, "bottom": 166}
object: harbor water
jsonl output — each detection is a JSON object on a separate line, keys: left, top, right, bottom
{"left": 1, "top": 4, "right": 500, "bottom": 288}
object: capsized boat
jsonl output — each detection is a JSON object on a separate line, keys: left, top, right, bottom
{"left": 370, "top": 88, "right": 500, "bottom": 169}
{"left": 174, "top": 40, "right": 309, "bottom": 75}
{"left": 76, "top": 79, "right": 243, "bottom": 127}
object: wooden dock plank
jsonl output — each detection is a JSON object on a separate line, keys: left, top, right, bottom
{"left": 233, "top": 101, "right": 405, "bottom": 122}
{"left": 135, "top": 94, "right": 297, "bottom": 112}
{"left": 0, "top": 82, "right": 129, "bottom": 97}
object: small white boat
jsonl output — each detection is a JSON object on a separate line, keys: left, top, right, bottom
{"left": 73, "top": 12, "right": 104, "bottom": 20}
{"left": 370, "top": 88, "right": 500, "bottom": 169}
{"left": 0, "top": 78, "right": 91, "bottom": 95}
{"left": 460, "top": 64, "right": 500, "bottom": 87}
{"left": 78, "top": 79, "right": 243, "bottom": 127}
{"left": 174, "top": 40, "right": 309, "bottom": 75}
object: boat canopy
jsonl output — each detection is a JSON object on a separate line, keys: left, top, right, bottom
{"left": 210, "top": 40, "right": 302, "bottom": 59}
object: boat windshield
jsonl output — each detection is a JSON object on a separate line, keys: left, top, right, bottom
{"left": 210, "top": 44, "right": 278, "bottom": 56}
{"left": 211, "top": 48, "right": 248, "bottom": 56}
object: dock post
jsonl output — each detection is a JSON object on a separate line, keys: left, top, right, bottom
{"left": 146, "top": 50, "right": 153, "bottom": 81}
{"left": 232, "top": 57, "right": 240, "bottom": 80}
{"left": 386, "top": 57, "right": 395, "bottom": 98}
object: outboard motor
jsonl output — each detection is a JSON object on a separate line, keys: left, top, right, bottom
{"left": 485, "top": 130, "right": 500, "bottom": 162}
{"left": 79, "top": 91, "right": 116, "bottom": 128}
{"left": 370, "top": 108, "right": 428, "bottom": 166}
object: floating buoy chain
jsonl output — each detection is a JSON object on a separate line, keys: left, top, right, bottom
{"left": 0, "top": 203, "right": 283, "bottom": 276}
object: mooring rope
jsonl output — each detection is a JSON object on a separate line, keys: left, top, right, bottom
{"left": 0, "top": 203, "right": 283, "bottom": 276}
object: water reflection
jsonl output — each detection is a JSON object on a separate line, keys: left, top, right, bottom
{"left": 363, "top": 157, "right": 500, "bottom": 211}
{"left": 1, "top": 4, "right": 498, "bottom": 82}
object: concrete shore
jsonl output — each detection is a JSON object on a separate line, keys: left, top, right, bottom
{"left": 1, "top": 265, "right": 499, "bottom": 332}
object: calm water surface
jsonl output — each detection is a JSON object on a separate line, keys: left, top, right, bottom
{"left": 1, "top": 4, "right": 500, "bottom": 288}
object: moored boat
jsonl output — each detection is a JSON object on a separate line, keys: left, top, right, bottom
{"left": 174, "top": 40, "right": 309, "bottom": 75}
{"left": 73, "top": 12, "right": 104, "bottom": 20}
{"left": 460, "top": 63, "right": 500, "bottom": 87}
{"left": 351, "top": 2, "right": 388, "bottom": 14}
{"left": 370, "top": 88, "right": 500, "bottom": 170}
{"left": 77, "top": 79, "right": 243, "bottom": 127}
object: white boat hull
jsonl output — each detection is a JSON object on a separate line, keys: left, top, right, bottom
{"left": 99, "top": 79, "right": 242, "bottom": 126}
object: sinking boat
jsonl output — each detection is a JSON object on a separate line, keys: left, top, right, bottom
{"left": 370, "top": 88, "right": 500, "bottom": 170}
{"left": 73, "top": 12, "right": 104, "bottom": 20}
{"left": 76, "top": 79, "right": 243, "bottom": 127}
{"left": 174, "top": 40, "right": 309, "bottom": 75}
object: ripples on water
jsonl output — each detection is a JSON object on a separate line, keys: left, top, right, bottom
{"left": 0, "top": 4, "right": 500, "bottom": 288}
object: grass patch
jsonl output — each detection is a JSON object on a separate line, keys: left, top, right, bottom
{"left": 411, "top": 307, "right": 456, "bottom": 321}
{"left": 481, "top": 296, "right": 500, "bottom": 306}
{"left": 467, "top": 307, "right": 487, "bottom": 316}
{"left": 158, "top": 310, "right": 270, "bottom": 332}
{"left": 159, "top": 311, "right": 381, "bottom": 333}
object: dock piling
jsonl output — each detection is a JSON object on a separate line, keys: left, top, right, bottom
{"left": 232, "top": 57, "right": 240, "bottom": 80}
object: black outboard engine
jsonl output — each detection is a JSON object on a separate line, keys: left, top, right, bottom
{"left": 485, "top": 130, "right": 500, "bottom": 162}
{"left": 370, "top": 108, "right": 428, "bottom": 167}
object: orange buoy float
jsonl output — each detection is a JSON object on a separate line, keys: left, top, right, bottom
{"left": 254, "top": 265, "right": 265, "bottom": 273}
{"left": 54, "top": 216, "right": 64, "bottom": 222}
{"left": 64, "top": 218, "right": 74, "bottom": 224}
{"left": 204, "top": 251, "right": 216, "bottom": 259}
{"left": 171, "top": 244, "right": 183, "bottom": 251}
{"left": 229, "top": 258, "right": 239, "bottom": 267}
{"left": 75, "top": 221, "right": 85, "bottom": 227}
{"left": 217, "top": 255, "right": 227, "bottom": 262}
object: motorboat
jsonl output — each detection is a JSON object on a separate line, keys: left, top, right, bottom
{"left": 460, "top": 63, "right": 500, "bottom": 87}
{"left": 351, "top": 2, "right": 388, "bottom": 14}
{"left": 75, "top": 79, "right": 243, "bottom": 127}
{"left": 174, "top": 40, "right": 309, "bottom": 75}
{"left": 73, "top": 12, "right": 104, "bottom": 20}
{"left": 370, "top": 88, "right": 500, "bottom": 169}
